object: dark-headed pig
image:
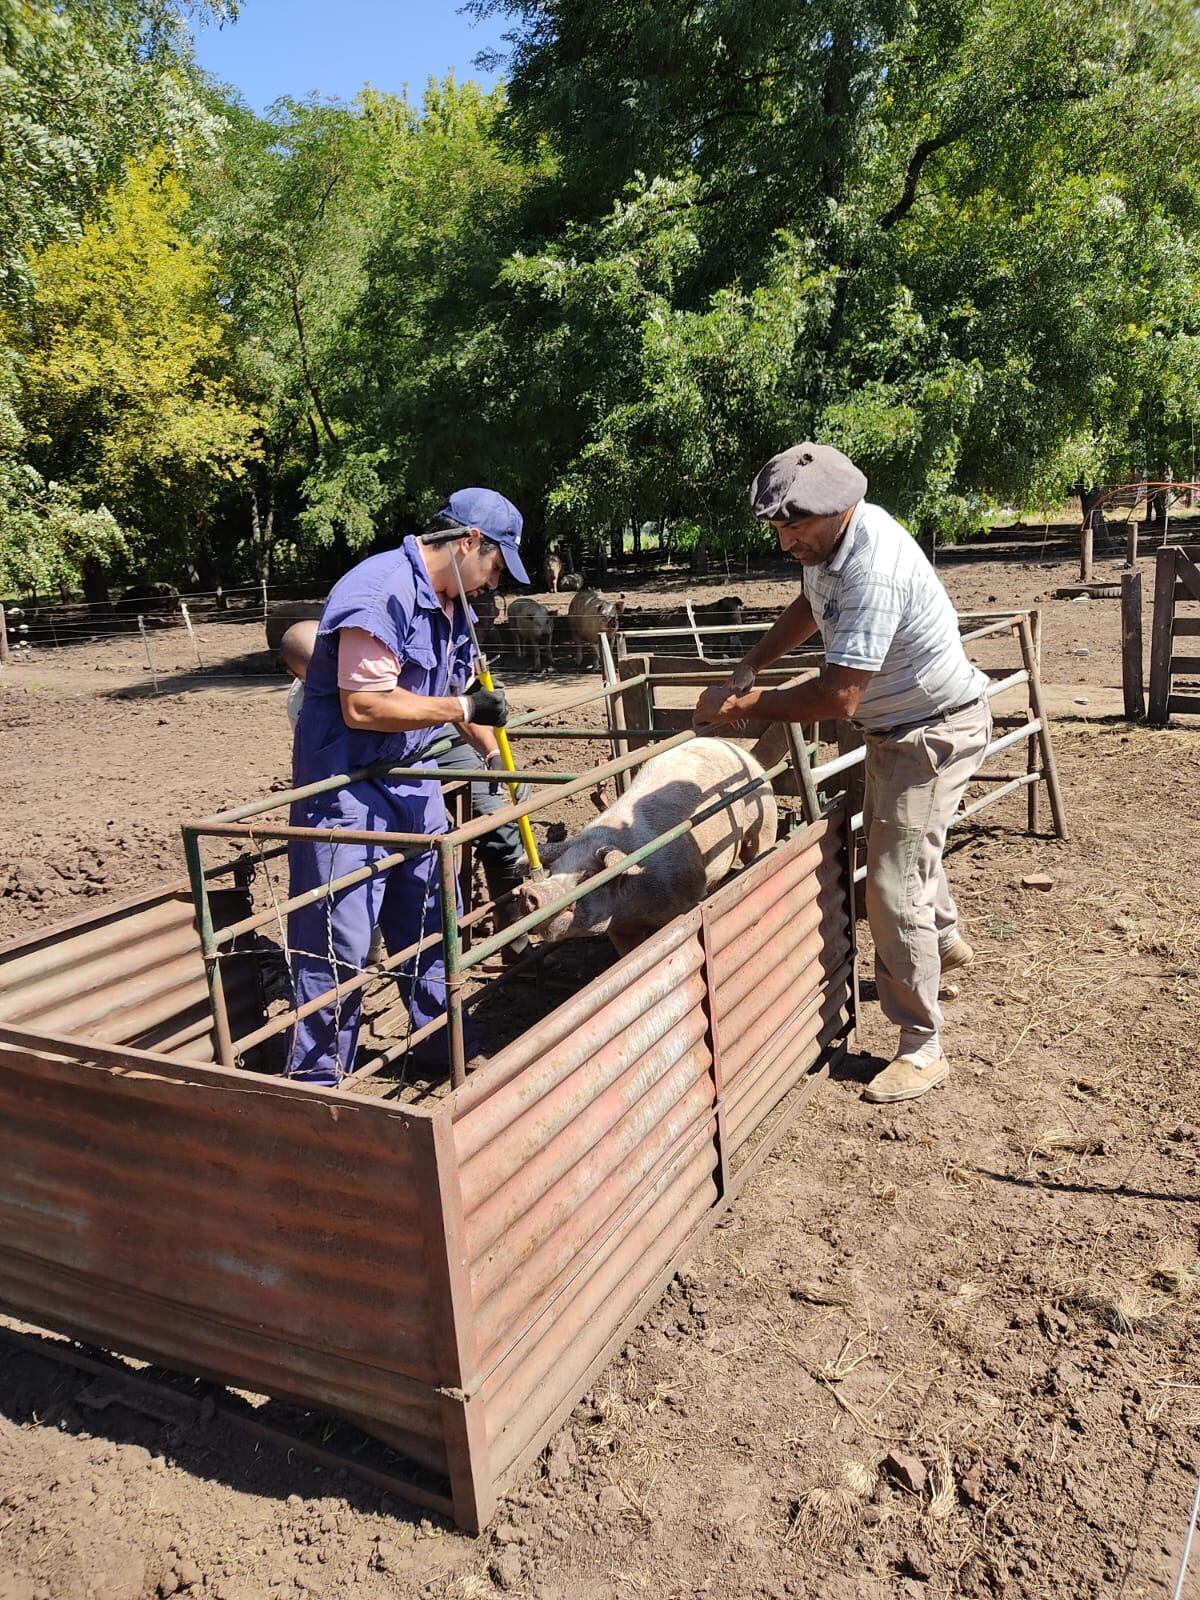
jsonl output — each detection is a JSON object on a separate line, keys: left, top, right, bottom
{"left": 519, "top": 737, "right": 777, "bottom": 954}
{"left": 567, "top": 588, "right": 624, "bottom": 668}
{"left": 508, "top": 597, "right": 553, "bottom": 671}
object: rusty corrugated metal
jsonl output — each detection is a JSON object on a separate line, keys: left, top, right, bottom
{"left": 0, "top": 882, "right": 264, "bottom": 1062}
{"left": 0, "top": 805, "right": 854, "bottom": 1534}
{"left": 0, "top": 1033, "right": 448, "bottom": 1474}
{"left": 448, "top": 814, "right": 854, "bottom": 1515}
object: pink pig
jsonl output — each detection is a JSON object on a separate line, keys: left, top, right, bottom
{"left": 519, "top": 737, "right": 778, "bottom": 955}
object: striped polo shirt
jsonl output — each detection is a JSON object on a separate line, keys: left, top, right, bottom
{"left": 802, "top": 501, "right": 988, "bottom": 732}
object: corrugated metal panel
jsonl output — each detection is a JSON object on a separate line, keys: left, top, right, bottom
{"left": 0, "top": 1037, "right": 447, "bottom": 1470}
{"left": 0, "top": 883, "right": 264, "bottom": 1062}
{"left": 451, "top": 919, "right": 714, "bottom": 1385}
{"left": 0, "top": 809, "right": 855, "bottom": 1531}
{"left": 704, "top": 819, "right": 853, "bottom": 1164}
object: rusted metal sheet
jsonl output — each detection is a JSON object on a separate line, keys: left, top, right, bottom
{"left": 451, "top": 920, "right": 712, "bottom": 1387}
{"left": 0, "top": 881, "right": 264, "bottom": 1063}
{"left": 0, "top": 1033, "right": 447, "bottom": 1473}
{"left": 0, "top": 808, "right": 854, "bottom": 1533}
{"left": 440, "top": 813, "right": 854, "bottom": 1518}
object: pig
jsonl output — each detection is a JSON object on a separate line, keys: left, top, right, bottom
{"left": 567, "top": 588, "right": 625, "bottom": 669}
{"left": 507, "top": 596, "right": 554, "bottom": 671}
{"left": 544, "top": 550, "right": 565, "bottom": 592}
{"left": 560, "top": 571, "right": 584, "bottom": 591}
{"left": 518, "top": 737, "right": 778, "bottom": 955}
{"left": 471, "top": 587, "right": 502, "bottom": 651}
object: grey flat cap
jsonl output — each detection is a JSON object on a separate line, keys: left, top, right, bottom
{"left": 748, "top": 442, "right": 867, "bottom": 520}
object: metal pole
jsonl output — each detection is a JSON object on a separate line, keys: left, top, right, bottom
{"left": 180, "top": 602, "right": 203, "bottom": 669}
{"left": 181, "top": 827, "right": 237, "bottom": 1069}
{"left": 438, "top": 839, "right": 467, "bottom": 1088}
{"left": 137, "top": 615, "right": 159, "bottom": 693}
{"left": 260, "top": 577, "right": 269, "bottom": 619}
{"left": 685, "top": 600, "right": 704, "bottom": 659}
{"left": 597, "top": 631, "right": 629, "bottom": 794}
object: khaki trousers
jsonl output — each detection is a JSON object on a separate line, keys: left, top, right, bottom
{"left": 862, "top": 699, "right": 992, "bottom": 1045}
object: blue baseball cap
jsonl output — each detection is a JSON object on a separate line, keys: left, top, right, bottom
{"left": 441, "top": 487, "right": 529, "bottom": 585}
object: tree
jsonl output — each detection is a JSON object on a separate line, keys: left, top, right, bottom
{"left": 14, "top": 150, "right": 261, "bottom": 586}
{"left": 0, "top": 0, "right": 236, "bottom": 306}
{"left": 475, "top": 0, "right": 1200, "bottom": 536}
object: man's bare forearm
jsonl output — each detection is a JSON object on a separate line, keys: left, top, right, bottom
{"left": 341, "top": 686, "right": 465, "bottom": 733}
{"left": 743, "top": 595, "right": 818, "bottom": 673}
{"left": 724, "top": 677, "right": 857, "bottom": 726}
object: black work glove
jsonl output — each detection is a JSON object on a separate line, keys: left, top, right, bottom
{"left": 465, "top": 686, "right": 508, "bottom": 727}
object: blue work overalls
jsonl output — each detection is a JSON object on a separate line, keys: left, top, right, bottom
{"left": 286, "top": 538, "right": 476, "bottom": 1084}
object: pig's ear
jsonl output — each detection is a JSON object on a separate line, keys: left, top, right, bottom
{"left": 595, "top": 846, "right": 644, "bottom": 877}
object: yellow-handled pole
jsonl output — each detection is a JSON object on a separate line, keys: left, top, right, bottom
{"left": 449, "top": 551, "right": 543, "bottom": 875}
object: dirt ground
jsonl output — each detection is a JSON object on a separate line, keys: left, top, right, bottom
{"left": 0, "top": 521, "right": 1198, "bottom": 1600}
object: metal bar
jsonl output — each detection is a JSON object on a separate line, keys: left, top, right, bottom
{"left": 841, "top": 807, "right": 860, "bottom": 1041}
{"left": 645, "top": 668, "right": 819, "bottom": 688}
{"left": 460, "top": 756, "right": 790, "bottom": 970}
{"left": 508, "top": 727, "right": 657, "bottom": 741}
{"left": 784, "top": 721, "right": 821, "bottom": 823}
{"left": 985, "top": 668, "right": 1030, "bottom": 697}
{"left": 598, "top": 630, "right": 630, "bottom": 795}
{"left": 439, "top": 840, "right": 466, "bottom": 1089}
{"left": 180, "top": 828, "right": 235, "bottom": 1068}
{"left": 1017, "top": 613, "right": 1068, "bottom": 839}
{"left": 210, "top": 844, "right": 424, "bottom": 948}
{"left": 811, "top": 745, "right": 866, "bottom": 783}
{"left": 444, "top": 730, "right": 698, "bottom": 851}
{"left": 505, "top": 673, "right": 649, "bottom": 727}
{"left": 958, "top": 772, "right": 1040, "bottom": 820}
{"left": 984, "top": 720, "right": 1042, "bottom": 759}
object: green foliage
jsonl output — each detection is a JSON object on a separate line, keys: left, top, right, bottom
{"left": 0, "top": 0, "right": 236, "bottom": 306}
{"left": 14, "top": 151, "right": 261, "bottom": 572}
{"left": 8, "top": 0, "right": 1200, "bottom": 582}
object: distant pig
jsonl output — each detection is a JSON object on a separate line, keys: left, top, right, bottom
{"left": 543, "top": 550, "right": 565, "bottom": 592}
{"left": 518, "top": 738, "right": 777, "bottom": 955}
{"left": 507, "top": 596, "right": 553, "bottom": 671}
{"left": 560, "top": 572, "right": 584, "bottom": 591}
{"left": 567, "top": 588, "right": 625, "bottom": 669}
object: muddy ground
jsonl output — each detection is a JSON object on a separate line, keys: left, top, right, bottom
{"left": 0, "top": 521, "right": 1198, "bottom": 1600}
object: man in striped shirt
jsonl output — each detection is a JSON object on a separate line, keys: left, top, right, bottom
{"left": 694, "top": 442, "right": 991, "bottom": 1104}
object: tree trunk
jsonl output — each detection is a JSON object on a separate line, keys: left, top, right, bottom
{"left": 0, "top": 604, "right": 9, "bottom": 665}
{"left": 81, "top": 556, "right": 111, "bottom": 612}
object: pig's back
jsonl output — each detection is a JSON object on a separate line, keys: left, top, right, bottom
{"left": 618, "top": 737, "right": 777, "bottom": 892}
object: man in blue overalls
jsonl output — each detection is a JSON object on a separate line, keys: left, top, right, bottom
{"left": 286, "top": 488, "right": 528, "bottom": 1085}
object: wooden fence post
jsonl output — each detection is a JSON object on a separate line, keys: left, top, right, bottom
{"left": 1125, "top": 520, "right": 1139, "bottom": 568}
{"left": 1121, "top": 571, "right": 1144, "bottom": 721}
{"left": 1080, "top": 519, "right": 1094, "bottom": 581}
{"left": 1147, "top": 546, "right": 1177, "bottom": 727}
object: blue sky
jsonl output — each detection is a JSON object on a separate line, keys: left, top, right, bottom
{"left": 189, "top": 1, "right": 513, "bottom": 113}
